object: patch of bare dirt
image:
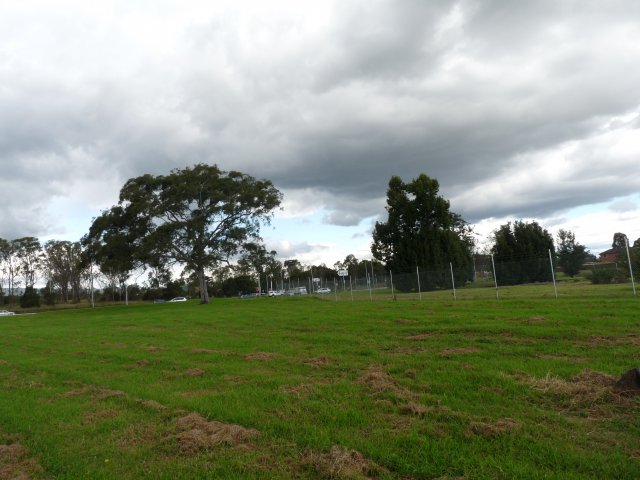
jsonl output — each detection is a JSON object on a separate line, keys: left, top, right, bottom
{"left": 358, "top": 365, "right": 417, "bottom": 401}
{"left": 63, "top": 385, "right": 125, "bottom": 400}
{"left": 465, "top": 418, "right": 520, "bottom": 438}
{"left": 0, "top": 442, "right": 43, "bottom": 480}
{"left": 305, "top": 356, "right": 330, "bottom": 368}
{"left": 173, "top": 413, "right": 259, "bottom": 454}
{"left": 438, "top": 347, "right": 480, "bottom": 357}
{"left": 146, "top": 345, "right": 164, "bottom": 352}
{"left": 184, "top": 368, "right": 205, "bottom": 377}
{"left": 302, "top": 445, "right": 388, "bottom": 479}
{"left": 133, "top": 359, "right": 149, "bottom": 368}
{"left": 405, "top": 333, "right": 432, "bottom": 341}
{"left": 614, "top": 368, "right": 640, "bottom": 396}
{"left": 245, "top": 352, "right": 275, "bottom": 361}
{"left": 0, "top": 360, "right": 9, "bottom": 366}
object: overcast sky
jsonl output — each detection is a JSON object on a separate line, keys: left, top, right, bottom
{"left": 1, "top": 0, "right": 639, "bottom": 266}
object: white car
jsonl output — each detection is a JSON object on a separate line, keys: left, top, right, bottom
{"left": 0, "top": 310, "right": 15, "bottom": 316}
{"left": 316, "top": 288, "right": 331, "bottom": 294}
{"left": 168, "top": 297, "right": 187, "bottom": 302}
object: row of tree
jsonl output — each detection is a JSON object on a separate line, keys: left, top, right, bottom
{"left": 370, "top": 173, "right": 639, "bottom": 289}
{"left": 3, "top": 167, "right": 638, "bottom": 306}
{"left": 0, "top": 238, "right": 84, "bottom": 306}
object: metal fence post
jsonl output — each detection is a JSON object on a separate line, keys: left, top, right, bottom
{"left": 626, "top": 238, "right": 637, "bottom": 297}
{"left": 549, "top": 249, "right": 558, "bottom": 299}
{"left": 491, "top": 254, "right": 499, "bottom": 300}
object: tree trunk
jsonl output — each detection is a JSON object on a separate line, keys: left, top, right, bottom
{"left": 198, "top": 268, "right": 209, "bottom": 304}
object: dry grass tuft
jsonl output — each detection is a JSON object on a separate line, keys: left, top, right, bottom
{"left": 522, "top": 316, "right": 545, "bottom": 324}
{"left": 0, "top": 442, "right": 43, "bottom": 480}
{"left": 139, "top": 399, "right": 166, "bottom": 411}
{"left": 538, "top": 354, "right": 587, "bottom": 363}
{"left": 358, "top": 365, "right": 418, "bottom": 401}
{"left": 279, "top": 384, "right": 313, "bottom": 399}
{"left": 438, "top": 347, "right": 480, "bottom": 357}
{"left": 191, "top": 348, "right": 218, "bottom": 354}
{"left": 63, "top": 385, "right": 125, "bottom": 400}
{"left": 302, "top": 445, "right": 387, "bottom": 479}
{"left": 466, "top": 418, "right": 520, "bottom": 437}
{"left": 82, "top": 409, "right": 119, "bottom": 425}
{"left": 184, "top": 368, "right": 205, "bottom": 377}
{"left": 395, "top": 318, "right": 416, "bottom": 325}
{"left": 527, "top": 369, "right": 639, "bottom": 414}
{"left": 400, "top": 402, "right": 431, "bottom": 417}
{"left": 173, "top": 413, "right": 259, "bottom": 454}
{"left": 405, "top": 333, "right": 432, "bottom": 341}
{"left": 584, "top": 335, "right": 640, "bottom": 347}
{"left": 305, "top": 356, "right": 330, "bottom": 368}
{"left": 115, "top": 423, "right": 159, "bottom": 450}
{"left": 133, "top": 359, "right": 149, "bottom": 368}
{"left": 245, "top": 352, "right": 275, "bottom": 361}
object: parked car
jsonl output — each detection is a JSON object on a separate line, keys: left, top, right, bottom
{"left": 168, "top": 297, "right": 187, "bottom": 302}
{"left": 316, "top": 287, "right": 331, "bottom": 294}
{"left": 0, "top": 310, "right": 15, "bottom": 316}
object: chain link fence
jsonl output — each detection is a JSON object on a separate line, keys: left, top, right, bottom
{"left": 306, "top": 254, "right": 638, "bottom": 301}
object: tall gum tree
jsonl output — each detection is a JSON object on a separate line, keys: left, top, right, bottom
{"left": 114, "top": 164, "right": 282, "bottom": 304}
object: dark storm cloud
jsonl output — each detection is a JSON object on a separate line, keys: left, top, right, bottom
{"left": 1, "top": 0, "right": 639, "bottom": 241}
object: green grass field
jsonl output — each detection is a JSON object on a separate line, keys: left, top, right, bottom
{"left": 1, "top": 294, "right": 639, "bottom": 479}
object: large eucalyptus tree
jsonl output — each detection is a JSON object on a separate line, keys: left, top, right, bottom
{"left": 89, "top": 164, "right": 281, "bottom": 304}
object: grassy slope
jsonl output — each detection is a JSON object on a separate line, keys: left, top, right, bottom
{"left": 0, "top": 295, "right": 638, "bottom": 479}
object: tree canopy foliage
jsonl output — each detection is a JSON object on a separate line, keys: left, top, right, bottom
{"left": 556, "top": 229, "right": 589, "bottom": 277}
{"left": 491, "top": 221, "right": 554, "bottom": 285}
{"left": 89, "top": 164, "right": 282, "bottom": 303}
{"left": 371, "top": 174, "right": 474, "bottom": 290}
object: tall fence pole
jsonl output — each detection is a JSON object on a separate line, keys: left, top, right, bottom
{"left": 90, "top": 262, "right": 95, "bottom": 308}
{"left": 549, "top": 249, "right": 558, "bottom": 299}
{"left": 390, "top": 270, "right": 395, "bottom": 299}
{"left": 416, "top": 266, "right": 422, "bottom": 300}
{"left": 490, "top": 254, "right": 499, "bottom": 300}
{"left": 349, "top": 275, "right": 354, "bottom": 302}
{"left": 450, "top": 262, "right": 457, "bottom": 300}
{"left": 367, "top": 260, "right": 373, "bottom": 301}
{"left": 625, "top": 237, "right": 637, "bottom": 297}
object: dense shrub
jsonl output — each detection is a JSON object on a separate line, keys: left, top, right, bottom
{"left": 588, "top": 267, "right": 615, "bottom": 284}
